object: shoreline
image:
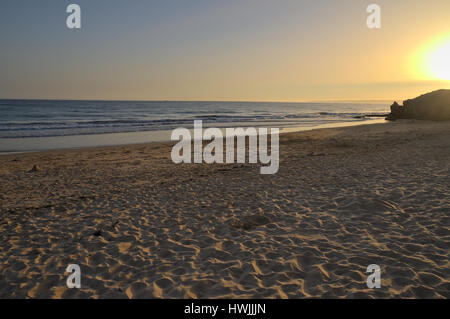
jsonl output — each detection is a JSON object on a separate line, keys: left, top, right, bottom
{"left": 1, "top": 120, "right": 449, "bottom": 298}
{"left": 0, "top": 118, "right": 386, "bottom": 155}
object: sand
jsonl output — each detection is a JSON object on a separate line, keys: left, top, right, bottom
{"left": 0, "top": 120, "right": 449, "bottom": 299}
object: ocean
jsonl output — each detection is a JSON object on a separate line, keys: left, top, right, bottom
{"left": 0, "top": 99, "right": 390, "bottom": 153}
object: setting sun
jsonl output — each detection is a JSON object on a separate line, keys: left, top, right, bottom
{"left": 428, "top": 40, "right": 450, "bottom": 80}
{"left": 411, "top": 34, "right": 450, "bottom": 82}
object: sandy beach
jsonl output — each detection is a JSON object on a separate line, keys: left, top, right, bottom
{"left": 0, "top": 120, "right": 449, "bottom": 299}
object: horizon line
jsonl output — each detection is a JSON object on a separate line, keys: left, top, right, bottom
{"left": 0, "top": 97, "right": 396, "bottom": 104}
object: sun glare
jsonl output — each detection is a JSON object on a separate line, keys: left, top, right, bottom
{"left": 428, "top": 40, "right": 450, "bottom": 80}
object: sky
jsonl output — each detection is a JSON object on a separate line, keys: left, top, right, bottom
{"left": 0, "top": 0, "right": 450, "bottom": 101}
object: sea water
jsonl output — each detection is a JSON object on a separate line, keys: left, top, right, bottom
{"left": 0, "top": 99, "right": 389, "bottom": 153}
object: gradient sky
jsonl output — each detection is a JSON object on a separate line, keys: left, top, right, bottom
{"left": 1, "top": 0, "right": 450, "bottom": 101}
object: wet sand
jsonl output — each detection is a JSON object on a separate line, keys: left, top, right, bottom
{"left": 0, "top": 120, "right": 449, "bottom": 298}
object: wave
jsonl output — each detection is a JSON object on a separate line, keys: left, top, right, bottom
{"left": 1, "top": 112, "right": 373, "bottom": 127}
{"left": 0, "top": 100, "right": 389, "bottom": 138}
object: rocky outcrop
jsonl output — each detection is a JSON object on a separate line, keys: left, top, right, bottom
{"left": 386, "top": 89, "right": 450, "bottom": 121}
